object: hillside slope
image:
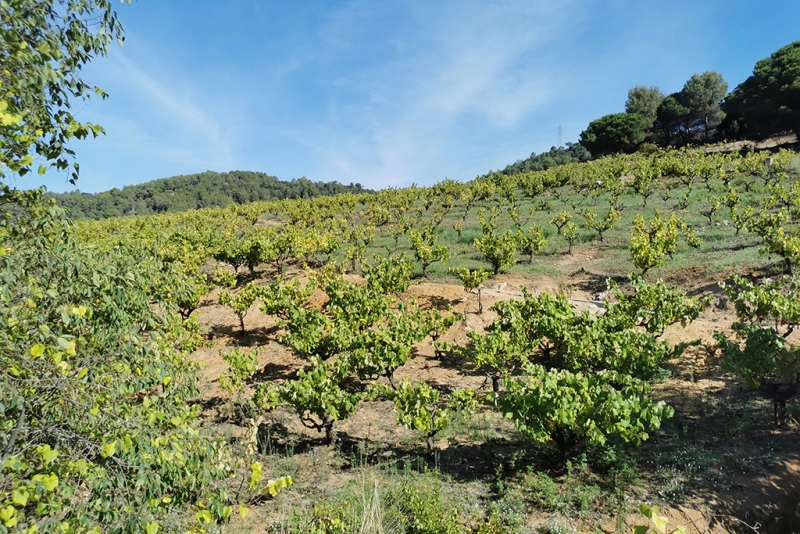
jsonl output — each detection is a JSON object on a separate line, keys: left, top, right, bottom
{"left": 49, "top": 170, "right": 369, "bottom": 219}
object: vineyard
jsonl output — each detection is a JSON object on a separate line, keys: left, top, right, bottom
{"left": 4, "top": 146, "right": 800, "bottom": 533}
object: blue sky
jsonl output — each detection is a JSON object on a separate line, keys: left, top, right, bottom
{"left": 29, "top": 0, "right": 800, "bottom": 193}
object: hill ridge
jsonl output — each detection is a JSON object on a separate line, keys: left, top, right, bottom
{"left": 48, "top": 169, "right": 369, "bottom": 219}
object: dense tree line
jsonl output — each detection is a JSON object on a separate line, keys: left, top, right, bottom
{"left": 722, "top": 41, "right": 800, "bottom": 142}
{"left": 493, "top": 41, "right": 798, "bottom": 177}
{"left": 579, "top": 41, "right": 800, "bottom": 156}
{"left": 481, "top": 142, "right": 592, "bottom": 179}
{"left": 580, "top": 72, "right": 730, "bottom": 156}
{"left": 494, "top": 142, "right": 592, "bottom": 176}
{"left": 47, "top": 170, "right": 369, "bottom": 219}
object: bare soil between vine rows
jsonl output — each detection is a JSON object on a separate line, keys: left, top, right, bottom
{"left": 188, "top": 261, "right": 800, "bottom": 533}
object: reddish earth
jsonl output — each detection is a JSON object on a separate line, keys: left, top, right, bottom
{"left": 188, "top": 264, "right": 800, "bottom": 533}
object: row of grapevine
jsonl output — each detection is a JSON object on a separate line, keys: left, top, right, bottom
{"left": 17, "top": 144, "right": 798, "bottom": 529}
{"left": 70, "top": 148, "right": 797, "bottom": 289}
{"left": 71, "top": 146, "right": 800, "bottom": 429}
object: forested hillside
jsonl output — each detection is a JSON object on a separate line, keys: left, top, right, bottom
{"left": 48, "top": 170, "right": 369, "bottom": 219}
{"left": 493, "top": 142, "right": 592, "bottom": 176}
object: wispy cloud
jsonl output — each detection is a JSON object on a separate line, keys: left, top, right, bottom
{"left": 108, "top": 50, "right": 234, "bottom": 166}
{"left": 117, "top": 57, "right": 226, "bottom": 147}
{"left": 40, "top": 0, "right": 800, "bottom": 194}
{"left": 291, "top": 0, "right": 584, "bottom": 187}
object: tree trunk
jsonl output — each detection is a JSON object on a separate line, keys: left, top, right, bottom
{"left": 324, "top": 420, "right": 335, "bottom": 444}
{"left": 774, "top": 399, "right": 788, "bottom": 428}
{"left": 491, "top": 375, "right": 500, "bottom": 407}
{"left": 553, "top": 427, "right": 576, "bottom": 457}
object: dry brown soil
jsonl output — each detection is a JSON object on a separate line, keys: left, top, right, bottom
{"left": 189, "top": 262, "right": 800, "bottom": 533}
